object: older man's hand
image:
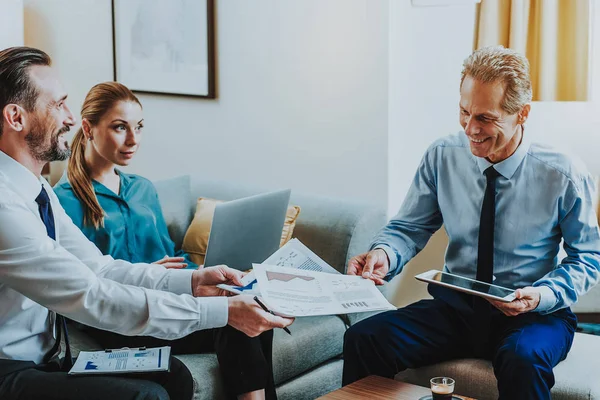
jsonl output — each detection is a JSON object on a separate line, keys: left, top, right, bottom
{"left": 488, "top": 286, "right": 541, "bottom": 316}
{"left": 191, "top": 265, "right": 245, "bottom": 297}
{"left": 347, "top": 249, "right": 389, "bottom": 285}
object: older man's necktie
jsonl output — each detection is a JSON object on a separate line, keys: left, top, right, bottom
{"left": 35, "top": 186, "right": 73, "bottom": 371}
{"left": 473, "top": 166, "right": 500, "bottom": 354}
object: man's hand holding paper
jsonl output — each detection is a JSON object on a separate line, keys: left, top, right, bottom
{"left": 347, "top": 249, "right": 390, "bottom": 285}
{"left": 227, "top": 295, "right": 294, "bottom": 337}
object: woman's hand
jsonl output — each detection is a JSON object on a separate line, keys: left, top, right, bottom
{"left": 153, "top": 255, "right": 188, "bottom": 269}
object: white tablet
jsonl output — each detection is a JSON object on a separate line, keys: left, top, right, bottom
{"left": 415, "top": 269, "right": 517, "bottom": 303}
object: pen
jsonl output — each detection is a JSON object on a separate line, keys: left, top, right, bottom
{"left": 253, "top": 296, "right": 292, "bottom": 335}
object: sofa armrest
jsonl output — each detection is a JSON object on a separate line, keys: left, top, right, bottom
{"left": 571, "top": 284, "right": 600, "bottom": 314}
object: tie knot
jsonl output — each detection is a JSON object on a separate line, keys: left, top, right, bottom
{"left": 484, "top": 166, "right": 500, "bottom": 182}
{"left": 35, "top": 186, "right": 50, "bottom": 206}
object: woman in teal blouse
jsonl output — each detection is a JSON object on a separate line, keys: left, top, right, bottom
{"left": 54, "top": 82, "right": 277, "bottom": 400}
{"left": 54, "top": 165, "right": 197, "bottom": 269}
{"left": 53, "top": 98, "right": 194, "bottom": 269}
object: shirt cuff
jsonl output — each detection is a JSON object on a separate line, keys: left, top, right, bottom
{"left": 198, "top": 296, "right": 229, "bottom": 329}
{"left": 372, "top": 245, "right": 398, "bottom": 276}
{"left": 167, "top": 269, "right": 195, "bottom": 295}
{"left": 533, "top": 285, "right": 558, "bottom": 313}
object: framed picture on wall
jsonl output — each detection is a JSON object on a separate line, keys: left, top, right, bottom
{"left": 112, "top": 0, "right": 216, "bottom": 98}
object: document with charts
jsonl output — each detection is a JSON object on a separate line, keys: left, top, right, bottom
{"left": 216, "top": 238, "right": 340, "bottom": 295}
{"left": 253, "top": 264, "right": 396, "bottom": 317}
{"left": 68, "top": 346, "right": 171, "bottom": 375}
{"left": 262, "top": 238, "right": 340, "bottom": 274}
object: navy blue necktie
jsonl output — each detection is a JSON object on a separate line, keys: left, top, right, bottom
{"left": 473, "top": 167, "right": 500, "bottom": 354}
{"left": 476, "top": 166, "right": 500, "bottom": 284}
{"left": 35, "top": 186, "right": 73, "bottom": 371}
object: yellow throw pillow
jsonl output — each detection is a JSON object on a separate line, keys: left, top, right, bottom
{"left": 182, "top": 197, "right": 301, "bottom": 266}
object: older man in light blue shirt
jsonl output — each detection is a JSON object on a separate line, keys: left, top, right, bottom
{"left": 343, "top": 46, "right": 600, "bottom": 400}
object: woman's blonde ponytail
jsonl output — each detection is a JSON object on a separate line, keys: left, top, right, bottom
{"left": 67, "top": 128, "right": 104, "bottom": 228}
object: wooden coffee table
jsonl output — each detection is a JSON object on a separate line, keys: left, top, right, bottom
{"left": 317, "top": 375, "right": 476, "bottom": 400}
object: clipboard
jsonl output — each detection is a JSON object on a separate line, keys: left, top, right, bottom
{"left": 68, "top": 346, "right": 171, "bottom": 375}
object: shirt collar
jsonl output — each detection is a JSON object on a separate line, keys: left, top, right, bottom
{"left": 0, "top": 150, "right": 46, "bottom": 202}
{"left": 91, "top": 169, "right": 129, "bottom": 199}
{"left": 474, "top": 133, "right": 530, "bottom": 180}
{"left": 118, "top": 170, "right": 131, "bottom": 189}
{"left": 58, "top": 169, "right": 130, "bottom": 197}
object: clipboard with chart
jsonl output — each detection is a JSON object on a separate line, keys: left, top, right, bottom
{"left": 68, "top": 346, "right": 171, "bottom": 375}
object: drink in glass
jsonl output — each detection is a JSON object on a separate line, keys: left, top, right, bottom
{"left": 430, "top": 377, "right": 455, "bottom": 400}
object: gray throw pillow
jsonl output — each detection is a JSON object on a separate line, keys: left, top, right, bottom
{"left": 153, "top": 175, "right": 193, "bottom": 250}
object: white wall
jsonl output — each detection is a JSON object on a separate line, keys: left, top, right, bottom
{"left": 387, "top": 1, "right": 477, "bottom": 216}
{"left": 23, "top": 0, "right": 390, "bottom": 206}
{"left": 131, "top": 1, "right": 389, "bottom": 206}
{"left": 0, "top": 0, "right": 24, "bottom": 49}
{"left": 386, "top": 1, "right": 477, "bottom": 305}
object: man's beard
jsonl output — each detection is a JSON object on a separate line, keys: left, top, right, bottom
{"left": 25, "top": 120, "right": 71, "bottom": 162}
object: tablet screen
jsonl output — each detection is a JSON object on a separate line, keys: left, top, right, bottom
{"left": 431, "top": 272, "right": 515, "bottom": 298}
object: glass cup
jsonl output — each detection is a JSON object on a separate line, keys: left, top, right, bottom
{"left": 430, "top": 377, "right": 455, "bottom": 400}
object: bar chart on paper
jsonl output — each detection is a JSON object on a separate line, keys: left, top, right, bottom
{"left": 68, "top": 346, "right": 171, "bottom": 375}
{"left": 253, "top": 264, "right": 396, "bottom": 317}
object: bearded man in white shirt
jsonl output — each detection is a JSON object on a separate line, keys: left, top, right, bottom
{"left": 0, "top": 46, "right": 293, "bottom": 400}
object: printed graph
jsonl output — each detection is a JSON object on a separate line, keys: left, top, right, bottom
{"left": 266, "top": 271, "right": 314, "bottom": 282}
{"left": 341, "top": 301, "right": 370, "bottom": 309}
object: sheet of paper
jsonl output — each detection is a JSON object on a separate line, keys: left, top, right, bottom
{"left": 217, "top": 239, "right": 340, "bottom": 295}
{"left": 68, "top": 346, "right": 171, "bottom": 375}
{"left": 263, "top": 238, "right": 340, "bottom": 274}
{"left": 253, "top": 264, "right": 396, "bottom": 317}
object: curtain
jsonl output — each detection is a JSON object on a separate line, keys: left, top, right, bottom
{"left": 474, "top": 0, "right": 589, "bottom": 101}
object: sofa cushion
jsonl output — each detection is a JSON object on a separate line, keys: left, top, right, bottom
{"left": 275, "top": 358, "right": 343, "bottom": 400}
{"left": 181, "top": 197, "right": 301, "bottom": 266}
{"left": 272, "top": 315, "right": 345, "bottom": 384}
{"left": 175, "top": 353, "right": 227, "bottom": 400}
{"left": 176, "top": 314, "right": 346, "bottom": 400}
{"left": 395, "top": 332, "right": 600, "bottom": 400}
{"left": 153, "top": 175, "right": 194, "bottom": 250}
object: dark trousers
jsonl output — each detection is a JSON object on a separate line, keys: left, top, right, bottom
{"left": 343, "top": 289, "right": 577, "bottom": 400}
{"left": 0, "top": 355, "right": 193, "bottom": 400}
{"left": 88, "top": 325, "right": 276, "bottom": 400}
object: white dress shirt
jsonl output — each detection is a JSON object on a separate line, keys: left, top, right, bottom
{"left": 0, "top": 150, "right": 228, "bottom": 363}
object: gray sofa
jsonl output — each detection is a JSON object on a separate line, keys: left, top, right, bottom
{"left": 67, "top": 175, "right": 600, "bottom": 399}
{"left": 67, "top": 175, "right": 387, "bottom": 400}
{"left": 396, "top": 331, "right": 600, "bottom": 400}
